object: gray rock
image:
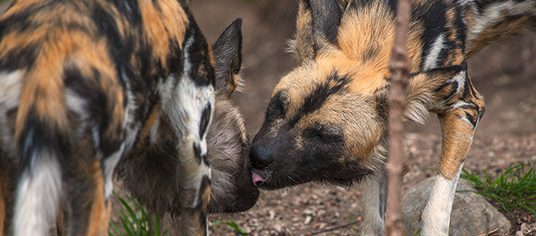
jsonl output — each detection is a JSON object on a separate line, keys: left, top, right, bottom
{"left": 402, "top": 177, "right": 512, "bottom": 236}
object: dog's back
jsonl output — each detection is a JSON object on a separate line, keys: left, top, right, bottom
{"left": 0, "top": 0, "right": 217, "bottom": 235}
{"left": 464, "top": 0, "right": 535, "bottom": 54}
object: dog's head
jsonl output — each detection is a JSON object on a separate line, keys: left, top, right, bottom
{"left": 119, "top": 19, "right": 258, "bottom": 214}
{"left": 249, "top": 0, "right": 393, "bottom": 189}
{"left": 207, "top": 19, "right": 259, "bottom": 213}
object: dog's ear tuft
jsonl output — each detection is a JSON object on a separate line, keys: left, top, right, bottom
{"left": 292, "top": 0, "right": 342, "bottom": 63}
{"left": 213, "top": 18, "right": 243, "bottom": 98}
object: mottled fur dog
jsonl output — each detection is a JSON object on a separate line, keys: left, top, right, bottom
{"left": 250, "top": 0, "right": 535, "bottom": 235}
{"left": 0, "top": 0, "right": 246, "bottom": 235}
{"left": 117, "top": 19, "right": 259, "bottom": 216}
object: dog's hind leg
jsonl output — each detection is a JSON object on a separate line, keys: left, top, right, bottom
{"left": 13, "top": 151, "right": 63, "bottom": 236}
{"left": 63, "top": 143, "right": 116, "bottom": 236}
{"left": 360, "top": 172, "right": 387, "bottom": 236}
{"left": 421, "top": 73, "right": 485, "bottom": 235}
{"left": 12, "top": 115, "right": 66, "bottom": 236}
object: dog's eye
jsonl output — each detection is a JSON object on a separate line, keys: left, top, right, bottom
{"left": 266, "top": 91, "right": 287, "bottom": 120}
{"left": 270, "top": 100, "right": 284, "bottom": 116}
{"left": 304, "top": 124, "right": 342, "bottom": 143}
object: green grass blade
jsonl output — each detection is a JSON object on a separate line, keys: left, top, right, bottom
{"left": 462, "top": 162, "right": 536, "bottom": 213}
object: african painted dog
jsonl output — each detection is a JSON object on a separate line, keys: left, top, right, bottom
{"left": 0, "top": 0, "right": 238, "bottom": 235}
{"left": 117, "top": 19, "right": 259, "bottom": 217}
{"left": 250, "top": 0, "right": 535, "bottom": 235}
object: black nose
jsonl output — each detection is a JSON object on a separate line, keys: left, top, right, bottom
{"left": 250, "top": 145, "right": 273, "bottom": 169}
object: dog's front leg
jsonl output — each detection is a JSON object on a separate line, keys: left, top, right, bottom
{"left": 361, "top": 172, "right": 387, "bottom": 236}
{"left": 176, "top": 134, "right": 212, "bottom": 236}
{"left": 421, "top": 84, "right": 485, "bottom": 235}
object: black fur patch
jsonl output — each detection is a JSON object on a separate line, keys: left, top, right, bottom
{"left": 63, "top": 66, "right": 125, "bottom": 157}
{"left": 183, "top": 25, "right": 215, "bottom": 88}
{"left": 265, "top": 91, "right": 289, "bottom": 122}
{"left": 198, "top": 103, "right": 212, "bottom": 138}
{"left": 375, "top": 93, "right": 389, "bottom": 123}
{"left": 414, "top": 0, "right": 448, "bottom": 69}
{"left": 0, "top": 44, "right": 40, "bottom": 70}
{"left": 0, "top": 2, "right": 57, "bottom": 35}
{"left": 308, "top": 0, "right": 342, "bottom": 46}
{"left": 114, "top": 0, "right": 142, "bottom": 24}
{"left": 193, "top": 143, "right": 209, "bottom": 166}
{"left": 454, "top": 5, "right": 467, "bottom": 52}
{"left": 18, "top": 110, "right": 71, "bottom": 170}
{"left": 91, "top": 3, "right": 133, "bottom": 85}
{"left": 462, "top": 111, "right": 478, "bottom": 127}
{"left": 363, "top": 43, "right": 380, "bottom": 62}
{"left": 289, "top": 72, "right": 350, "bottom": 126}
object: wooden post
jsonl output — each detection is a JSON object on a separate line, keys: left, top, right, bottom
{"left": 385, "top": 0, "right": 411, "bottom": 235}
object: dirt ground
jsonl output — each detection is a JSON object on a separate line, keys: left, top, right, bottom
{"left": 190, "top": 1, "right": 536, "bottom": 235}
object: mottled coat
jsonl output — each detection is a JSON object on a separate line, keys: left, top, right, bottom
{"left": 117, "top": 19, "right": 259, "bottom": 217}
{"left": 250, "top": 0, "right": 535, "bottom": 235}
{"left": 0, "top": 0, "right": 238, "bottom": 235}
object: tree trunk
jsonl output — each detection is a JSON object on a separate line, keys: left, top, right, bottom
{"left": 385, "top": 0, "right": 412, "bottom": 235}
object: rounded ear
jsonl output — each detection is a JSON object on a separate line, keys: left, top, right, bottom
{"left": 291, "top": 0, "right": 343, "bottom": 63}
{"left": 213, "top": 18, "right": 243, "bottom": 98}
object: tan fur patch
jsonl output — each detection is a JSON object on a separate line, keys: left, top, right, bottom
{"left": 14, "top": 29, "right": 117, "bottom": 143}
{"left": 445, "top": 8, "right": 465, "bottom": 65}
{"left": 437, "top": 111, "right": 475, "bottom": 179}
{"left": 137, "top": 104, "right": 162, "bottom": 145}
{"left": 294, "top": 1, "right": 315, "bottom": 62}
{"left": 139, "top": 0, "right": 189, "bottom": 69}
{"left": 407, "top": 22, "right": 425, "bottom": 71}
{"left": 337, "top": 3, "right": 394, "bottom": 64}
{"left": 201, "top": 183, "right": 211, "bottom": 214}
{"left": 86, "top": 161, "right": 110, "bottom": 236}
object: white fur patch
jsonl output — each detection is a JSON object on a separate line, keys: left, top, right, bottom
{"left": 65, "top": 90, "right": 87, "bottom": 119}
{"left": 448, "top": 70, "right": 466, "bottom": 95}
{"left": 421, "top": 163, "right": 464, "bottom": 236}
{"left": 0, "top": 70, "right": 23, "bottom": 108}
{"left": 424, "top": 33, "right": 445, "bottom": 70}
{"left": 104, "top": 145, "right": 125, "bottom": 198}
{"left": 13, "top": 152, "right": 62, "bottom": 236}
{"left": 158, "top": 36, "right": 214, "bottom": 157}
{"left": 192, "top": 162, "right": 211, "bottom": 209}
{"left": 406, "top": 96, "right": 432, "bottom": 125}
{"left": 451, "top": 100, "right": 472, "bottom": 109}
{"left": 122, "top": 79, "right": 142, "bottom": 151}
{"left": 104, "top": 78, "right": 137, "bottom": 198}
{"left": 65, "top": 89, "right": 90, "bottom": 140}
{"left": 0, "top": 70, "right": 23, "bottom": 154}
{"left": 158, "top": 35, "right": 214, "bottom": 217}
{"left": 457, "top": 0, "right": 473, "bottom": 6}
{"left": 149, "top": 115, "right": 161, "bottom": 144}
{"left": 361, "top": 174, "right": 385, "bottom": 236}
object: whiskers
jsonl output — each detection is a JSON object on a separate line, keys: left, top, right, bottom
{"left": 287, "top": 171, "right": 303, "bottom": 186}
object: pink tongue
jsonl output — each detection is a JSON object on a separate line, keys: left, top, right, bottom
{"left": 251, "top": 172, "right": 265, "bottom": 186}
